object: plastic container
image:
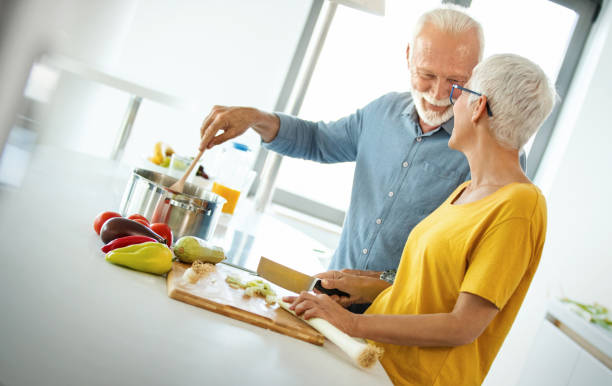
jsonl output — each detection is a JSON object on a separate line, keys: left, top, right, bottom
{"left": 210, "top": 142, "right": 256, "bottom": 215}
{"left": 168, "top": 153, "right": 194, "bottom": 179}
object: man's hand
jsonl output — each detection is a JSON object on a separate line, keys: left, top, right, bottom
{"left": 199, "top": 105, "right": 280, "bottom": 151}
{"left": 283, "top": 292, "right": 357, "bottom": 335}
{"left": 313, "top": 270, "right": 391, "bottom": 307}
{"left": 339, "top": 269, "right": 383, "bottom": 278}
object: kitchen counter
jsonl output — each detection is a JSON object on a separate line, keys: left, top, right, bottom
{"left": 546, "top": 298, "right": 612, "bottom": 367}
{"left": 0, "top": 145, "right": 390, "bottom": 386}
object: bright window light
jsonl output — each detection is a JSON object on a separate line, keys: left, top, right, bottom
{"left": 274, "top": 0, "right": 577, "bottom": 215}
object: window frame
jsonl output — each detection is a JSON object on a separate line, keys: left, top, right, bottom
{"left": 525, "top": 0, "right": 602, "bottom": 178}
{"left": 264, "top": 0, "right": 602, "bottom": 225}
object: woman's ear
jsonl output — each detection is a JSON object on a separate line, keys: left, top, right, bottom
{"left": 471, "top": 95, "right": 488, "bottom": 123}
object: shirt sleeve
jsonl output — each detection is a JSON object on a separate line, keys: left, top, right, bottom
{"left": 261, "top": 112, "right": 360, "bottom": 163}
{"left": 460, "top": 217, "right": 533, "bottom": 309}
{"left": 519, "top": 148, "right": 527, "bottom": 172}
{"left": 261, "top": 93, "right": 396, "bottom": 163}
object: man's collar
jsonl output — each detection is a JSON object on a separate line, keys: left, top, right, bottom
{"left": 401, "top": 98, "right": 454, "bottom": 136}
{"left": 440, "top": 116, "right": 454, "bottom": 135}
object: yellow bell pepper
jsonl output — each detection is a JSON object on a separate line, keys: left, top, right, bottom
{"left": 105, "top": 241, "right": 173, "bottom": 275}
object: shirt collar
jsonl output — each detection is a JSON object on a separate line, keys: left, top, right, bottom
{"left": 401, "top": 96, "right": 454, "bottom": 136}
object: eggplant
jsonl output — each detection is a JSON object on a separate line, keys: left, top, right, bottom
{"left": 100, "top": 217, "right": 166, "bottom": 244}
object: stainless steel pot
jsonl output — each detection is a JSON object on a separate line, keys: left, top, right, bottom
{"left": 119, "top": 168, "right": 226, "bottom": 241}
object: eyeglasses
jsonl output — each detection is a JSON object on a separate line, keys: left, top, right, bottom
{"left": 450, "top": 84, "right": 493, "bottom": 117}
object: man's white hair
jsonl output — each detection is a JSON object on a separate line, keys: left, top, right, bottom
{"left": 410, "top": 5, "right": 485, "bottom": 61}
{"left": 467, "top": 54, "right": 556, "bottom": 149}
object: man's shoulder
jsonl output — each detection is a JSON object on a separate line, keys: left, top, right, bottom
{"left": 375, "top": 91, "right": 413, "bottom": 106}
{"left": 364, "top": 91, "right": 414, "bottom": 116}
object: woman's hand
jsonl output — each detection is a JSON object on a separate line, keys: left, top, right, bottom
{"left": 283, "top": 292, "right": 357, "bottom": 335}
{"left": 314, "top": 270, "right": 391, "bottom": 307}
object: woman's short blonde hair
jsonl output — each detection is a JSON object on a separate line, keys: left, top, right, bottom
{"left": 467, "top": 54, "right": 556, "bottom": 149}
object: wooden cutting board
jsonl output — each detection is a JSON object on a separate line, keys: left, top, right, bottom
{"left": 167, "top": 262, "right": 325, "bottom": 345}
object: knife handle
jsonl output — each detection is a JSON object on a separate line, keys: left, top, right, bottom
{"left": 314, "top": 279, "right": 350, "bottom": 297}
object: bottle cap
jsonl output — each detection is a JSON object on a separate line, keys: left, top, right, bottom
{"left": 232, "top": 142, "right": 250, "bottom": 152}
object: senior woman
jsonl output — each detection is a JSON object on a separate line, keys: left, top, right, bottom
{"left": 285, "top": 53, "right": 556, "bottom": 385}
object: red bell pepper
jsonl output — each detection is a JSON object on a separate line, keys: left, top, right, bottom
{"left": 101, "top": 235, "right": 158, "bottom": 253}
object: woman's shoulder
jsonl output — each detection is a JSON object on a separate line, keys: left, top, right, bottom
{"left": 496, "top": 182, "right": 546, "bottom": 221}
{"left": 504, "top": 182, "right": 543, "bottom": 198}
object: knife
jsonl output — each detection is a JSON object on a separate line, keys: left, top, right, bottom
{"left": 219, "top": 260, "right": 259, "bottom": 276}
{"left": 256, "top": 256, "right": 350, "bottom": 297}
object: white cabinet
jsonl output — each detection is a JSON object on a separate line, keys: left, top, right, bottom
{"left": 568, "top": 350, "right": 612, "bottom": 386}
{"left": 519, "top": 300, "right": 612, "bottom": 386}
{"left": 518, "top": 321, "right": 581, "bottom": 386}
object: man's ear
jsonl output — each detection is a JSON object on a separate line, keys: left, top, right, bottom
{"left": 406, "top": 44, "right": 411, "bottom": 69}
{"left": 471, "top": 95, "right": 488, "bottom": 123}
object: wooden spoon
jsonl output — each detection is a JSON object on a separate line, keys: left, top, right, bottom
{"left": 168, "top": 149, "right": 204, "bottom": 193}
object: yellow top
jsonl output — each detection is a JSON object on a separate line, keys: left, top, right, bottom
{"left": 366, "top": 181, "right": 547, "bottom": 385}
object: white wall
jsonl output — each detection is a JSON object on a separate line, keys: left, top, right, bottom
{"left": 485, "top": 1, "right": 612, "bottom": 385}
{"left": 116, "top": 0, "right": 311, "bottom": 162}
{"left": 0, "top": 0, "right": 137, "bottom": 156}
{"left": 17, "top": 0, "right": 143, "bottom": 157}
{"left": 32, "top": 0, "right": 311, "bottom": 160}
{"left": 536, "top": 0, "right": 612, "bottom": 309}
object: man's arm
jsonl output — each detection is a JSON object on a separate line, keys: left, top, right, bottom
{"left": 336, "top": 268, "right": 395, "bottom": 284}
{"left": 199, "top": 106, "right": 280, "bottom": 150}
{"left": 199, "top": 93, "right": 391, "bottom": 162}
{"left": 314, "top": 270, "right": 391, "bottom": 307}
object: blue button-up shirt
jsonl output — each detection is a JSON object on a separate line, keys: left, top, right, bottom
{"left": 264, "top": 92, "right": 508, "bottom": 272}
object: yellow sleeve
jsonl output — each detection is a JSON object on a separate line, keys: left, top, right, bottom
{"left": 460, "top": 218, "right": 533, "bottom": 309}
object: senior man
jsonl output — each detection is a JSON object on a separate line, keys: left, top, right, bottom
{"left": 199, "top": 7, "right": 511, "bottom": 285}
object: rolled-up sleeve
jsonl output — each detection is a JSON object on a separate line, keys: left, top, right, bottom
{"left": 262, "top": 108, "right": 363, "bottom": 163}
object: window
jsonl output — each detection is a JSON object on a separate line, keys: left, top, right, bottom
{"left": 273, "top": 0, "right": 439, "bottom": 223}
{"left": 272, "top": 0, "right": 599, "bottom": 225}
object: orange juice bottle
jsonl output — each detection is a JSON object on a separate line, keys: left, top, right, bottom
{"left": 212, "top": 182, "right": 241, "bottom": 214}
{"left": 210, "top": 142, "right": 253, "bottom": 215}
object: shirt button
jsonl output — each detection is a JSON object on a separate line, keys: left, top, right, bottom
{"left": 362, "top": 248, "right": 368, "bottom": 254}
{"left": 388, "top": 191, "right": 394, "bottom": 197}
{"left": 416, "top": 137, "right": 422, "bottom": 142}
{"left": 376, "top": 218, "right": 382, "bottom": 225}
{"left": 402, "top": 161, "right": 409, "bottom": 168}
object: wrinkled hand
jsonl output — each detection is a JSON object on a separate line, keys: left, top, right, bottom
{"left": 284, "top": 292, "right": 357, "bottom": 335}
{"left": 313, "top": 270, "right": 389, "bottom": 307}
{"left": 199, "top": 106, "right": 256, "bottom": 151}
{"left": 199, "top": 105, "right": 279, "bottom": 151}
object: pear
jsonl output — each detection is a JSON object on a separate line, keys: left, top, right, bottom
{"left": 173, "top": 236, "right": 225, "bottom": 264}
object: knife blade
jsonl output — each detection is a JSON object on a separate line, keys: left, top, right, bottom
{"left": 256, "top": 257, "right": 349, "bottom": 297}
{"left": 219, "top": 261, "right": 258, "bottom": 276}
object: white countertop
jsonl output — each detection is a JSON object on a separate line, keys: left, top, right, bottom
{"left": 0, "top": 145, "right": 390, "bottom": 386}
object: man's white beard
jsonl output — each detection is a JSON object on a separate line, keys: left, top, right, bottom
{"left": 411, "top": 87, "right": 454, "bottom": 127}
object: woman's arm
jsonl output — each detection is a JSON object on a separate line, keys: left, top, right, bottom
{"left": 286, "top": 291, "right": 499, "bottom": 347}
